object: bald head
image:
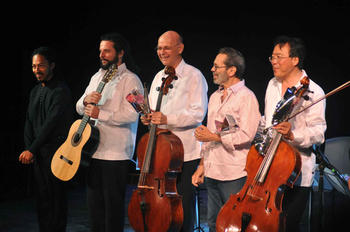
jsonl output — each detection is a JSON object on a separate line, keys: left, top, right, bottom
{"left": 157, "top": 31, "right": 184, "bottom": 68}
{"left": 159, "top": 31, "right": 183, "bottom": 45}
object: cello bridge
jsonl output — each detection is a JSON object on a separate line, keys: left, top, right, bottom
{"left": 137, "top": 185, "right": 154, "bottom": 190}
{"left": 247, "top": 193, "right": 263, "bottom": 202}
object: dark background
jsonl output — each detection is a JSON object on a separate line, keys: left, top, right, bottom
{"left": 1, "top": 1, "right": 349, "bottom": 199}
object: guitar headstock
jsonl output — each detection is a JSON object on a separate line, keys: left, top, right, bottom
{"left": 102, "top": 64, "right": 117, "bottom": 83}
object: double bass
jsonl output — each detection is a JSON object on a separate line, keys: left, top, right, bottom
{"left": 128, "top": 66, "right": 184, "bottom": 232}
{"left": 216, "top": 77, "right": 310, "bottom": 232}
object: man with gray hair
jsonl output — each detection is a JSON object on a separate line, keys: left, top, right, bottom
{"left": 192, "top": 47, "right": 260, "bottom": 232}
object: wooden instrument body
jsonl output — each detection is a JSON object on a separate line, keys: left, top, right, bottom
{"left": 216, "top": 141, "right": 301, "bottom": 232}
{"left": 51, "top": 119, "right": 99, "bottom": 181}
{"left": 128, "top": 129, "right": 184, "bottom": 232}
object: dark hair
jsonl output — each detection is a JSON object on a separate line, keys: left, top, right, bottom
{"left": 218, "top": 47, "right": 245, "bottom": 79}
{"left": 273, "top": 35, "right": 306, "bottom": 69}
{"left": 32, "top": 46, "right": 56, "bottom": 64}
{"left": 100, "top": 32, "right": 140, "bottom": 75}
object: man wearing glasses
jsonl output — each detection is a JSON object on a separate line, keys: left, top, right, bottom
{"left": 141, "top": 30, "right": 208, "bottom": 231}
{"left": 192, "top": 47, "right": 260, "bottom": 232}
{"left": 263, "top": 35, "right": 327, "bottom": 231}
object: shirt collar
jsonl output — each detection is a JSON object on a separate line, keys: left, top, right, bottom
{"left": 218, "top": 79, "right": 246, "bottom": 93}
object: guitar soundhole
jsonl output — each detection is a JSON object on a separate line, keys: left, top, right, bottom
{"left": 71, "top": 133, "right": 81, "bottom": 146}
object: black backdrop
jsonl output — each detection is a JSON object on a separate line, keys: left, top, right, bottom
{"left": 2, "top": 1, "right": 349, "bottom": 198}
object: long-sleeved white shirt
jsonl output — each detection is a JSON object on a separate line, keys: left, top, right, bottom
{"left": 76, "top": 63, "right": 143, "bottom": 161}
{"left": 202, "top": 80, "right": 261, "bottom": 181}
{"left": 148, "top": 59, "right": 208, "bottom": 162}
{"left": 262, "top": 70, "right": 327, "bottom": 187}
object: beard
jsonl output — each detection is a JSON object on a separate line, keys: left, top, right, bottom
{"left": 100, "top": 56, "right": 119, "bottom": 70}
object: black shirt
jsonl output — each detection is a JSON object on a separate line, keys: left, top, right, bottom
{"left": 24, "top": 77, "right": 74, "bottom": 155}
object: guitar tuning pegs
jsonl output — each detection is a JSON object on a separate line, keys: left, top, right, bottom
{"left": 156, "top": 87, "right": 160, "bottom": 91}
{"left": 168, "top": 84, "right": 173, "bottom": 89}
{"left": 173, "top": 76, "right": 178, "bottom": 80}
{"left": 161, "top": 77, "right": 165, "bottom": 81}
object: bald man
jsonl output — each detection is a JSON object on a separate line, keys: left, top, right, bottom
{"left": 141, "top": 31, "right": 208, "bottom": 231}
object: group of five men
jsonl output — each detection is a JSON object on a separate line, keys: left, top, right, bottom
{"left": 19, "top": 30, "right": 327, "bottom": 232}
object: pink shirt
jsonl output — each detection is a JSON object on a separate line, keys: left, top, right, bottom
{"left": 202, "top": 80, "right": 261, "bottom": 181}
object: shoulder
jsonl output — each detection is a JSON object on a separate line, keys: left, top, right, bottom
{"left": 308, "top": 79, "right": 325, "bottom": 96}
{"left": 181, "top": 62, "right": 205, "bottom": 79}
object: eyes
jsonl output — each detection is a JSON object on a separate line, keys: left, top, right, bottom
{"left": 268, "top": 55, "right": 290, "bottom": 62}
{"left": 32, "top": 64, "right": 48, "bottom": 69}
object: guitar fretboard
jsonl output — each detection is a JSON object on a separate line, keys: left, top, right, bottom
{"left": 76, "top": 81, "right": 107, "bottom": 137}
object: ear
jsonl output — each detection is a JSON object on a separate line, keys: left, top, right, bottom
{"left": 50, "top": 62, "right": 55, "bottom": 71}
{"left": 292, "top": 56, "right": 299, "bottom": 67}
{"left": 178, "top": 43, "right": 184, "bottom": 55}
{"left": 228, "top": 66, "right": 237, "bottom": 77}
{"left": 118, "top": 49, "right": 125, "bottom": 61}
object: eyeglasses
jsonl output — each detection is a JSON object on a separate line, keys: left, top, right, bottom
{"left": 268, "top": 55, "right": 290, "bottom": 63}
{"left": 212, "top": 65, "right": 227, "bottom": 71}
{"left": 155, "top": 44, "right": 180, "bottom": 51}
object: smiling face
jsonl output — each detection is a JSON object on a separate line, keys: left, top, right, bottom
{"left": 156, "top": 31, "right": 184, "bottom": 68}
{"left": 32, "top": 54, "right": 54, "bottom": 82}
{"left": 270, "top": 43, "right": 299, "bottom": 81}
{"left": 211, "top": 53, "right": 229, "bottom": 86}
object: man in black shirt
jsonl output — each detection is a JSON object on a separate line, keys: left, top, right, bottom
{"left": 18, "top": 47, "right": 74, "bottom": 232}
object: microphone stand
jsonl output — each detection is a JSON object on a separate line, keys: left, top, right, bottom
{"left": 312, "top": 144, "right": 346, "bottom": 232}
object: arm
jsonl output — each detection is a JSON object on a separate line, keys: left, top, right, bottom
{"left": 289, "top": 90, "right": 327, "bottom": 148}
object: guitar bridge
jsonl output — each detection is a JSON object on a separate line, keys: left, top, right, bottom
{"left": 60, "top": 155, "right": 73, "bottom": 165}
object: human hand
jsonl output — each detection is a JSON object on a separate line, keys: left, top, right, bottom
{"left": 19, "top": 150, "right": 34, "bottom": 164}
{"left": 192, "top": 165, "right": 204, "bottom": 187}
{"left": 84, "top": 91, "right": 101, "bottom": 105}
{"left": 274, "top": 121, "right": 294, "bottom": 141}
{"left": 150, "top": 112, "right": 167, "bottom": 125}
{"left": 195, "top": 125, "right": 220, "bottom": 142}
{"left": 84, "top": 104, "right": 100, "bottom": 119}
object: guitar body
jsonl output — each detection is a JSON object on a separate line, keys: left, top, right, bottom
{"left": 51, "top": 119, "right": 99, "bottom": 181}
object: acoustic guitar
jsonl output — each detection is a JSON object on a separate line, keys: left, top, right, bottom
{"left": 51, "top": 64, "right": 117, "bottom": 181}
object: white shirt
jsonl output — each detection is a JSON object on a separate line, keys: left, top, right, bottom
{"left": 76, "top": 63, "right": 143, "bottom": 160}
{"left": 202, "top": 80, "right": 261, "bottom": 181}
{"left": 263, "top": 70, "right": 327, "bottom": 187}
{"left": 148, "top": 59, "right": 208, "bottom": 162}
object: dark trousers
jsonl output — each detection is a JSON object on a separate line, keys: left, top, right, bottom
{"left": 86, "top": 159, "right": 129, "bottom": 232}
{"left": 33, "top": 146, "right": 67, "bottom": 232}
{"left": 205, "top": 176, "right": 247, "bottom": 232}
{"left": 177, "top": 159, "right": 200, "bottom": 232}
{"left": 282, "top": 186, "right": 311, "bottom": 232}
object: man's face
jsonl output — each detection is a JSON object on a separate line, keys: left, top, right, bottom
{"left": 156, "top": 36, "right": 182, "bottom": 67}
{"left": 211, "top": 53, "right": 229, "bottom": 86}
{"left": 32, "top": 54, "right": 53, "bottom": 82}
{"left": 270, "top": 43, "right": 297, "bottom": 80}
{"left": 99, "top": 40, "right": 118, "bottom": 70}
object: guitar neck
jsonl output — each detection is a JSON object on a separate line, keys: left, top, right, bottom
{"left": 96, "top": 81, "right": 106, "bottom": 94}
{"left": 77, "top": 114, "right": 91, "bottom": 136}
{"left": 76, "top": 81, "right": 106, "bottom": 135}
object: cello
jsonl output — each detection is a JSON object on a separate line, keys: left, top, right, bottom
{"left": 128, "top": 66, "right": 184, "bottom": 232}
{"left": 216, "top": 77, "right": 310, "bottom": 232}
